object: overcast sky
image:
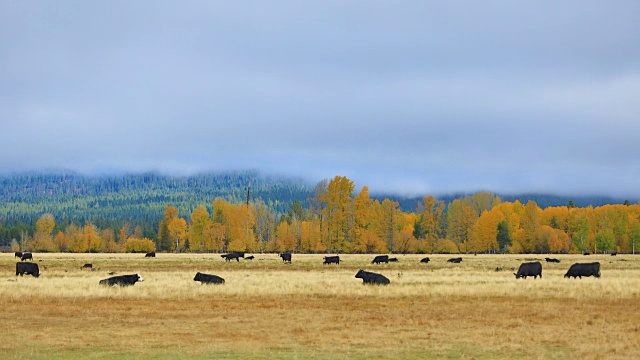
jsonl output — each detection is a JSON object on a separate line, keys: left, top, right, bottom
{"left": 1, "top": 1, "right": 639, "bottom": 197}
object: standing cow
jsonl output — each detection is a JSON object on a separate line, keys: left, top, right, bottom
{"left": 16, "top": 262, "right": 39, "bottom": 277}
{"left": 21, "top": 253, "right": 33, "bottom": 261}
{"left": 355, "top": 269, "right": 390, "bottom": 285}
{"left": 221, "top": 253, "right": 241, "bottom": 262}
{"left": 371, "top": 255, "right": 389, "bottom": 264}
{"left": 145, "top": 252, "right": 156, "bottom": 258}
{"left": 514, "top": 262, "right": 543, "bottom": 279}
{"left": 14, "top": 251, "right": 23, "bottom": 259}
{"left": 279, "top": 253, "right": 292, "bottom": 263}
{"left": 564, "top": 263, "right": 601, "bottom": 279}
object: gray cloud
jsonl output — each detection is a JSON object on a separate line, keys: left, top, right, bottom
{"left": 1, "top": 1, "right": 639, "bottom": 197}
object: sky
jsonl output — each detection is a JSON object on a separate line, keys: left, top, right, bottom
{"left": 1, "top": 1, "right": 639, "bottom": 198}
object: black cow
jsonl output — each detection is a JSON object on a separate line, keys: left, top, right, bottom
{"left": 447, "top": 257, "right": 462, "bottom": 263}
{"left": 545, "top": 257, "right": 561, "bottom": 263}
{"left": 611, "top": 252, "right": 617, "bottom": 256}
{"left": 81, "top": 263, "right": 93, "bottom": 270}
{"left": 145, "top": 252, "right": 156, "bottom": 257}
{"left": 388, "top": 257, "right": 398, "bottom": 262}
{"left": 355, "top": 269, "right": 390, "bottom": 285}
{"left": 16, "top": 262, "right": 39, "bottom": 278}
{"left": 221, "top": 253, "right": 241, "bottom": 262}
{"left": 564, "top": 263, "right": 601, "bottom": 279}
{"left": 371, "top": 255, "right": 389, "bottom": 264}
{"left": 323, "top": 255, "right": 340, "bottom": 265}
{"left": 21, "top": 253, "right": 33, "bottom": 261}
{"left": 14, "top": 251, "right": 22, "bottom": 259}
{"left": 279, "top": 253, "right": 292, "bottom": 263}
{"left": 514, "top": 261, "right": 543, "bottom": 279}
{"left": 583, "top": 252, "right": 590, "bottom": 256}
{"left": 99, "top": 274, "right": 144, "bottom": 286}
{"left": 420, "top": 257, "right": 430, "bottom": 263}
{"left": 193, "top": 272, "right": 225, "bottom": 284}
{"left": 245, "top": 255, "right": 255, "bottom": 260}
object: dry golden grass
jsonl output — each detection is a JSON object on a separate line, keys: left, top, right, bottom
{"left": 1, "top": 253, "right": 639, "bottom": 359}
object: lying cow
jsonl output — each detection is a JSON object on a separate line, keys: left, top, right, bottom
{"left": 245, "top": 255, "right": 255, "bottom": 260}
{"left": 279, "top": 253, "right": 292, "bottom": 263}
{"left": 145, "top": 252, "right": 156, "bottom": 258}
{"left": 371, "top": 255, "right": 389, "bottom": 264}
{"left": 16, "top": 262, "right": 39, "bottom": 278}
{"left": 355, "top": 269, "right": 390, "bottom": 285}
{"left": 447, "top": 257, "right": 462, "bottom": 263}
{"left": 545, "top": 257, "right": 560, "bottom": 263}
{"left": 514, "top": 261, "right": 542, "bottom": 279}
{"left": 221, "top": 253, "right": 241, "bottom": 262}
{"left": 81, "top": 263, "right": 93, "bottom": 270}
{"left": 99, "top": 274, "right": 144, "bottom": 286}
{"left": 21, "top": 253, "right": 33, "bottom": 261}
{"left": 388, "top": 257, "right": 398, "bottom": 262}
{"left": 323, "top": 255, "right": 340, "bottom": 265}
{"left": 193, "top": 272, "right": 225, "bottom": 284}
{"left": 14, "top": 251, "right": 22, "bottom": 259}
{"left": 564, "top": 262, "right": 601, "bottom": 279}
{"left": 420, "top": 257, "right": 430, "bottom": 263}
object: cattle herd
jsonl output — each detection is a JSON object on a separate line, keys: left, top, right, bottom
{"left": 9, "top": 251, "right": 607, "bottom": 287}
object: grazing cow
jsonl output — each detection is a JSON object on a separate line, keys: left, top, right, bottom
{"left": 145, "top": 252, "right": 156, "bottom": 258}
{"left": 279, "top": 253, "right": 292, "bottom": 263}
{"left": 14, "top": 251, "right": 22, "bottom": 259}
{"left": 371, "top": 255, "right": 389, "bottom": 264}
{"left": 583, "top": 252, "right": 590, "bottom": 256}
{"left": 564, "top": 263, "right": 601, "bottom": 279}
{"left": 81, "top": 263, "right": 93, "bottom": 270}
{"left": 323, "top": 255, "right": 340, "bottom": 265}
{"left": 221, "top": 253, "right": 241, "bottom": 262}
{"left": 514, "top": 261, "right": 543, "bottom": 279}
{"left": 611, "top": 252, "right": 617, "bottom": 256}
{"left": 388, "top": 257, "right": 398, "bottom": 262}
{"left": 420, "top": 257, "right": 430, "bottom": 263}
{"left": 21, "top": 253, "right": 33, "bottom": 261}
{"left": 245, "top": 255, "right": 255, "bottom": 260}
{"left": 447, "top": 257, "right": 462, "bottom": 263}
{"left": 545, "top": 257, "right": 561, "bottom": 263}
{"left": 193, "top": 272, "right": 225, "bottom": 284}
{"left": 355, "top": 269, "right": 390, "bottom": 285}
{"left": 99, "top": 274, "right": 144, "bottom": 286}
{"left": 16, "top": 262, "right": 39, "bottom": 278}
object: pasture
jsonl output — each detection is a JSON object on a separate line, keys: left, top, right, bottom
{"left": 1, "top": 253, "right": 639, "bottom": 359}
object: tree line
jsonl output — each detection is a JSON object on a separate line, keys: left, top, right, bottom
{"left": 9, "top": 175, "right": 640, "bottom": 255}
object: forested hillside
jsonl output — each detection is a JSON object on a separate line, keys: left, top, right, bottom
{"left": 0, "top": 171, "right": 313, "bottom": 243}
{"left": 1, "top": 171, "right": 637, "bottom": 253}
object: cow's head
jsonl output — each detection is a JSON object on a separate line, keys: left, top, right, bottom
{"left": 355, "top": 269, "right": 365, "bottom": 279}
{"left": 513, "top": 273, "right": 520, "bottom": 279}
{"left": 136, "top": 273, "right": 144, "bottom": 282}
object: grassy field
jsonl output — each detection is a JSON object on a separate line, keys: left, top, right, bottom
{"left": 1, "top": 253, "right": 639, "bottom": 359}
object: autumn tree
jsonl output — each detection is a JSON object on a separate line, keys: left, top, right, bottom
{"left": 29, "top": 213, "right": 57, "bottom": 252}
{"left": 189, "top": 205, "right": 210, "bottom": 252}
{"left": 447, "top": 199, "right": 478, "bottom": 253}
{"left": 157, "top": 206, "right": 179, "bottom": 251}
{"left": 321, "top": 176, "right": 355, "bottom": 252}
{"left": 254, "top": 200, "right": 276, "bottom": 253}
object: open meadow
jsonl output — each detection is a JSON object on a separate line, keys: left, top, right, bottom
{"left": 1, "top": 252, "right": 639, "bottom": 359}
